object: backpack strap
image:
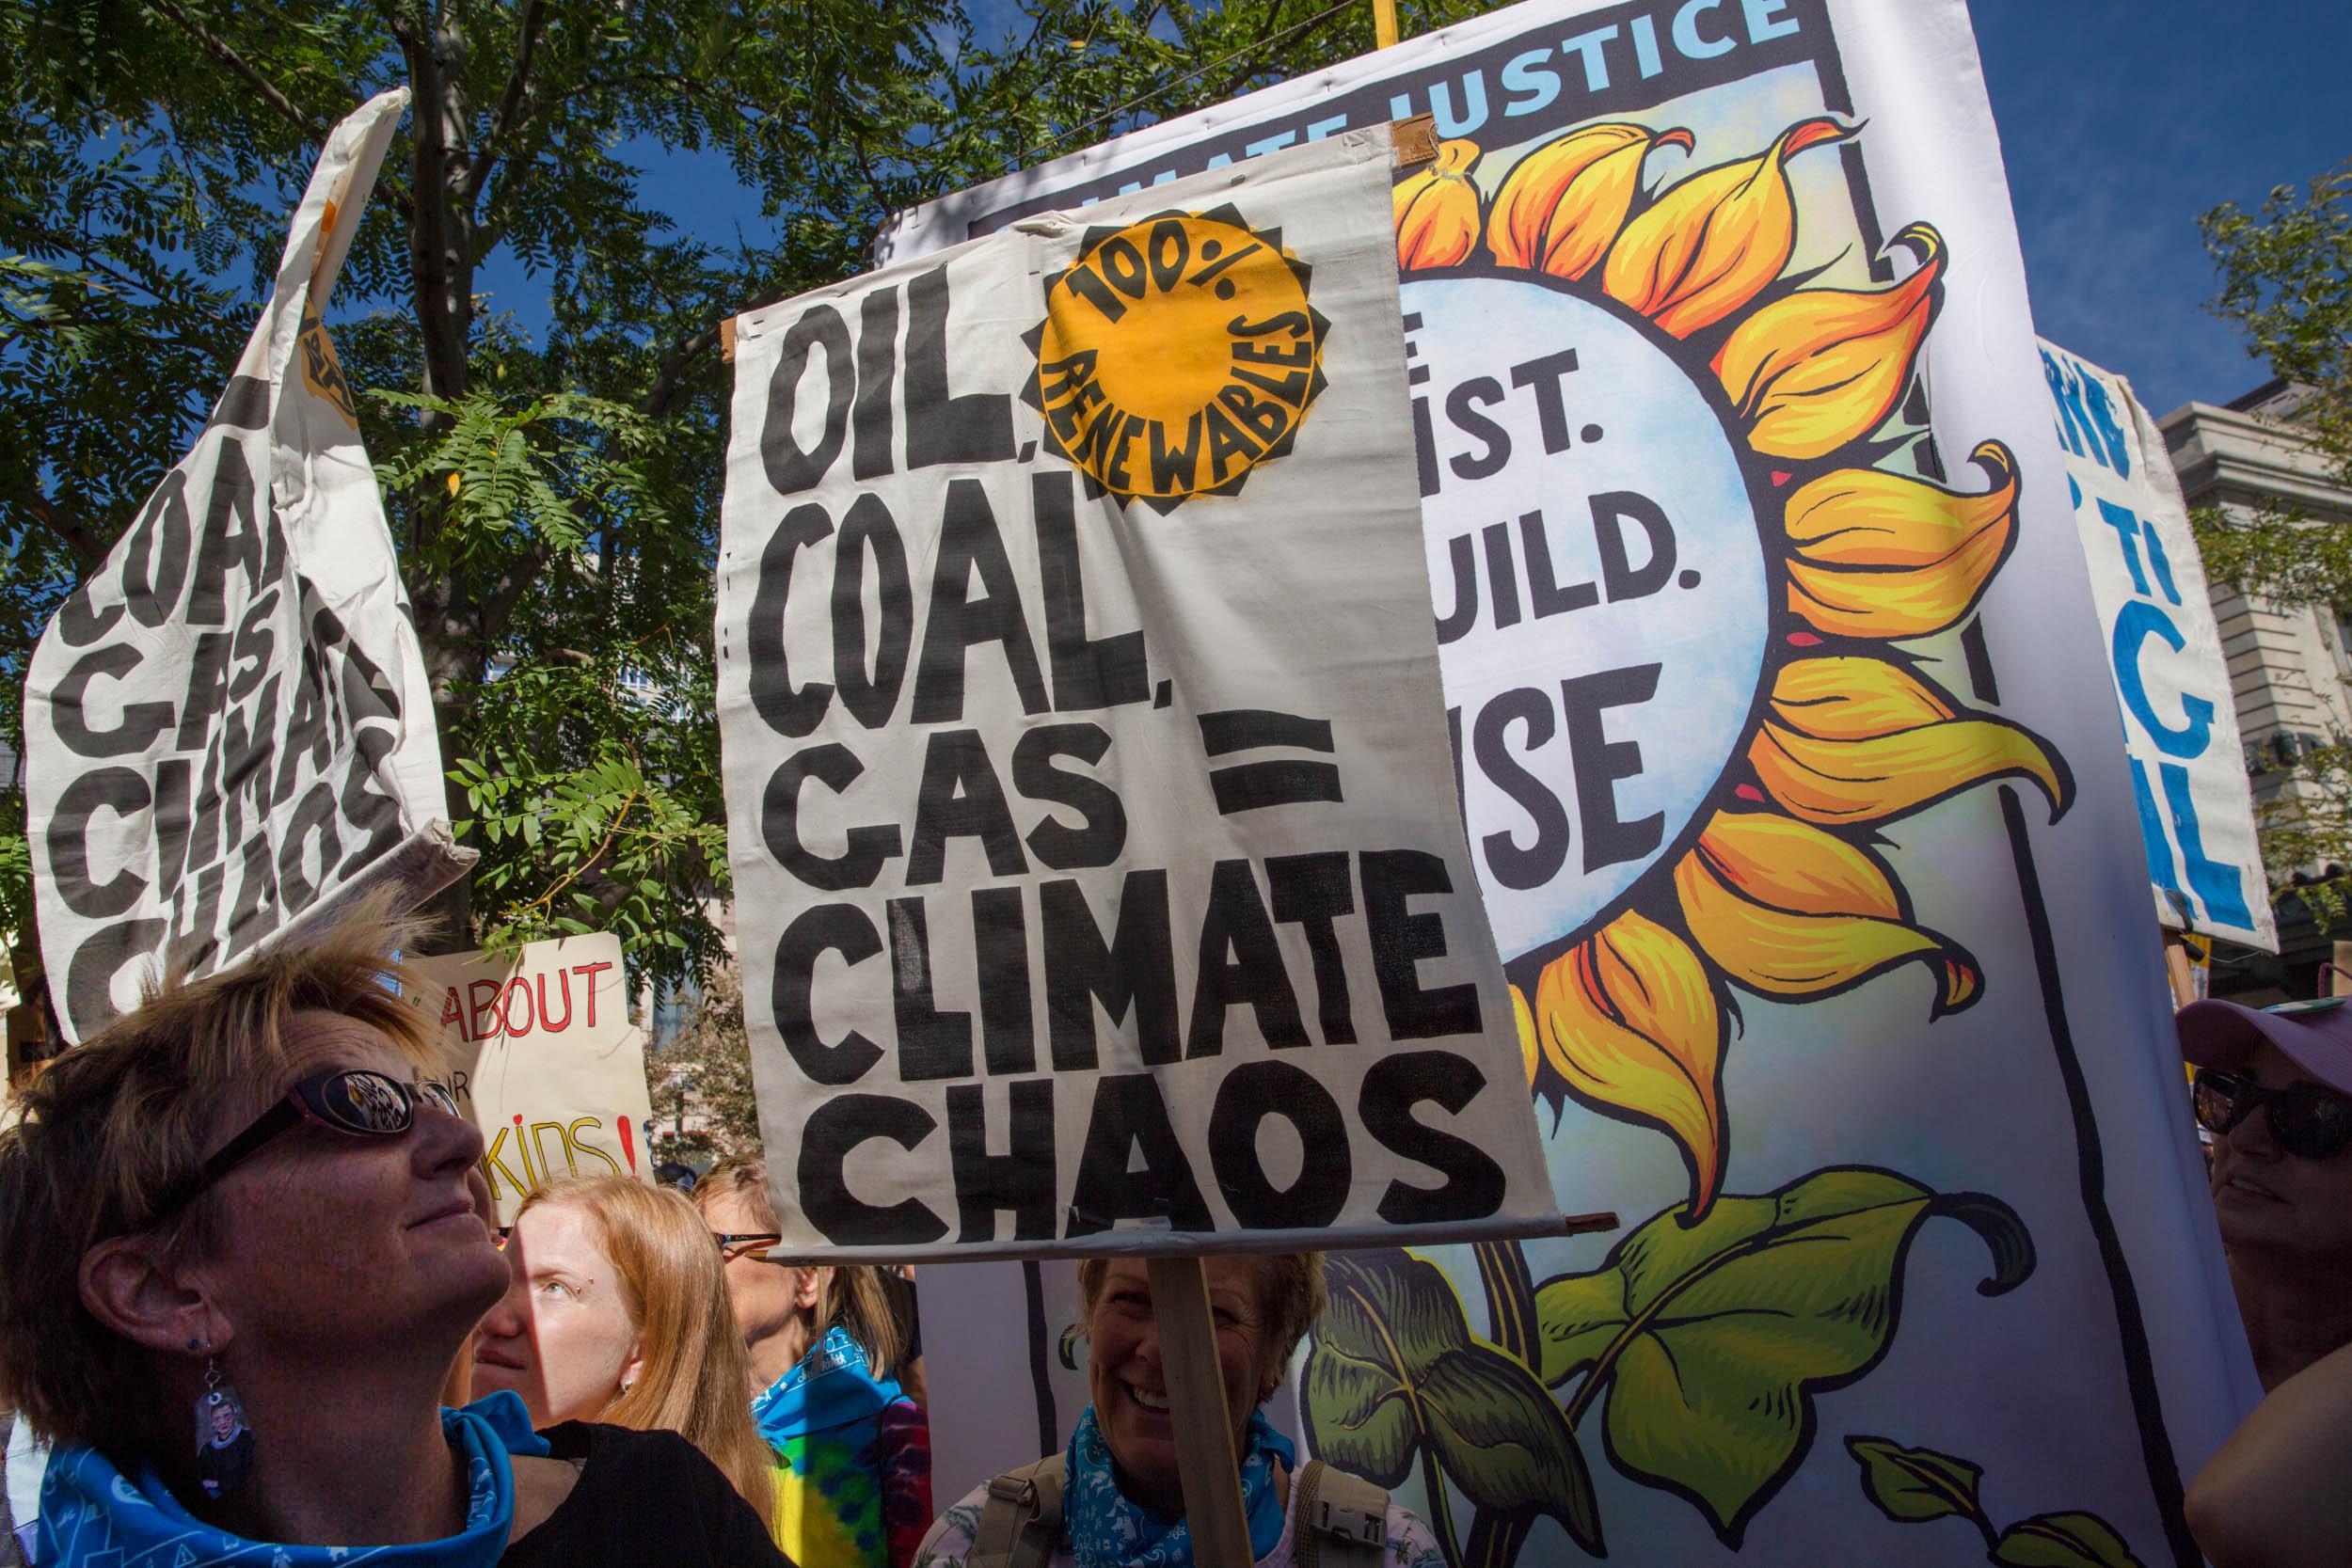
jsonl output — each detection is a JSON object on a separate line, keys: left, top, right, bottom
{"left": 971, "top": 1453, "right": 1066, "bottom": 1568}
{"left": 1295, "top": 1460, "right": 1390, "bottom": 1568}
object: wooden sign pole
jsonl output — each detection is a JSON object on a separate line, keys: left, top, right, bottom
{"left": 1148, "top": 1255, "right": 1256, "bottom": 1567}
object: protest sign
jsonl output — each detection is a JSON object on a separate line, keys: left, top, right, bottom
{"left": 893, "top": 3, "right": 2259, "bottom": 1563}
{"left": 406, "top": 932, "right": 654, "bottom": 1225}
{"left": 716, "top": 128, "right": 1557, "bottom": 1262}
{"left": 2042, "top": 340, "right": 2275, "bottom": 951}
{"left": 23, "top": 88, "right": 469, "bottom": 1044}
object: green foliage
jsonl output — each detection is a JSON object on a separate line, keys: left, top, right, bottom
{"left": 0, "top": 0, "right": 1483, "bottom": 1000}
{"left": 1306, "top": 1250, "right": 1601, "bottom": 1559}
{"left": 1991, "top": 1513, "right": 2145, "bottom": 1568}
{"left": 1301, "top": 1169, "right": 2035, "bottom": 1563}
{"left": 2186, "top": 162, "right": 2352, "bottom": 927}
{"left": 1845, "top": 1435, "right": 2143, "bottom": 1566}
{"left": 1533, "top": 1166, "right": 2032, "bottom": 1547}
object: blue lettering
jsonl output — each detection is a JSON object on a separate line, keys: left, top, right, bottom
{"left": 1429, "top": 72, "right": 1489, "bottom": 137}
{"left": 1630, "top": 14, "right": 1664, "bottom": 76}
{"left": 1500, "top": 48, "right": 1562, "bottom": 117}
{"left": 2127, "top": 756, "right": 2186, "bottom": 901}
{"left": 1304, "top": 114, "right": 1348, "bottom": 141}
{"left": 2042, "top": 350, "right": 2093, "bottom": 460}
{"left": 1562, "top": 24, "right": 1619, "bottom": 90}
{"left": 1673, "top": 0, "right": 1735, "bottom": 58}
{"left": 1245, "top": 131, "right": 1297, "bottom": 158}
{"left": 2079, "top": 370, "right": 2132, "bottom": 476}
{"left": 2096, "top": 499, "right": 2152, "bottom": 595}
{"left": 2113, "top": 600, "right": 2214, "bottom": 759}
{"left": 2141, "top": 520, "right": 2184, "bottom": 607}
{"left": 2160, "top": 760, "right": 2255, "bottom": 928}
{"left": 1743, "top": 0, "right": 1800, "bottom": 41}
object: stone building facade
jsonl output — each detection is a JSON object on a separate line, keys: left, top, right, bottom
{"left": 2161, "top": 381, "right": 2352, "bottom": 995}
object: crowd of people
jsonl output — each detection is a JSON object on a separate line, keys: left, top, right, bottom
{"left": 0, "top": 905, "right": 2347, "bottom": 1567}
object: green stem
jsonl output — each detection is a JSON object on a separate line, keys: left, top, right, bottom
{"left": 1418, "top": 1443, "right": 1464, "bottom": 1568}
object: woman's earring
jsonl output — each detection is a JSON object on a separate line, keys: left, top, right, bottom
{"left": 192, "top": 1353, "right": 254, "bottom": 1499}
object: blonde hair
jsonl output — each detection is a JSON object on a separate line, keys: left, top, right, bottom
{"left": 691, "top": 1159, "right": 906, "bottom": 1376}
{"left": 517, "top": 1178, "right": 774, "bottom": 1526}
{"left": 1078, "top": 1253, "right": 1327, "bottom": 1390}
{"left": 0, "top": 895, "right": 437, "bottom": 1460}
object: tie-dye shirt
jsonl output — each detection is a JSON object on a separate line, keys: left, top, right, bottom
{"left": 754, "top": 1327, "right": 932, "bottom": 1568}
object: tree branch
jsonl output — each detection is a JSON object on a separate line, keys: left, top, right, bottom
{"left": 640, "top": 323, "right": 725, "bottom": 419}
{"left": 464, "top": 0, "right": 550, "bottom": 209}
{"left": 143, "top": 0, "right": 328, "bottom": 144}
{"left": 12, "top": 484, "right": 112, "bottom": 570}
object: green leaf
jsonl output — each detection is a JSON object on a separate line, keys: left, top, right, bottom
{"left": 1534, "top": 1165, "right": 2033, "bottom": 1547}
{"left": 1992, "top": 1513, "right": 2146, "bottom": 1568}
{"left": 1843, "top": 1435, "right": 1985, "bottom": 1526}
{"left": 1306, "top": 1251, "right": 1601, "bottom": 1555}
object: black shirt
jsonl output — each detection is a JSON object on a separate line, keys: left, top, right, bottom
{"left": 503, "top": 1422, "right": 787, "bottom": 1568}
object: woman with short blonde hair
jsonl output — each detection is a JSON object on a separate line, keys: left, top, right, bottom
{"left": 0, "top": 900, "right": 780, "bottom": 1567}
{"left": 471, "top": 1177, "right": 774, "bottom": 1527}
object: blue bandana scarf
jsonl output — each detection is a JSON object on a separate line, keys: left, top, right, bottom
{"left": 1064, "top": 1404, "right": 1295, "bottom": 1568}
{"left": 37, "top": 1392, "right": 550, "bottom": 1568}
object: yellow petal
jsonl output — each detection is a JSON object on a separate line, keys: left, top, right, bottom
{"left": 1785, "top": 440, "right": 2019, "bottom": 638}
{"left": 1395, "top": 138, "right": 1483, "bottom": 271}
{"left": 1512, "top": 982, "right": 1539, "bottom": 1089}
{"left": 1486, "top": 123, "right": 1692, "bottom": 280}
{"left": 1602, "top": 117, "right": 1852, "bottom": 338}
{"left": 446, "top": 472, "right": 461, "bottom": 498}
{"left": 1750, "top": 656, "right": 2071, "bottom": 826}
{"left": 1676, "top": 812, "right": 1979, "bottom": 1011}
{"left": 1713, "top": 222, "right": 1943, "bottom": 460}
{"left": 1534, "top": 911, "right": 1726, "bottom": 1216}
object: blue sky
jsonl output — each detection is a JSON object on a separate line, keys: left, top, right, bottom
{"left": 1967, "top": 0, "right": 2347, "bottom": 417}
{"left": 473, "top": 1, "right": 2344, "bottom": 418}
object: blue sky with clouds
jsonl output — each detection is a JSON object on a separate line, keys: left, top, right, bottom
{"left": 1968, "top": 0, "right": 2346, "bottom": 417}
{"left": 465, "top": 0, "right": 2344, "bottom": 417}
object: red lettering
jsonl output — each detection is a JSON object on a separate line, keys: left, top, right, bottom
{"left": 469, "top": 979, "right": 505, "bottom": 1041}
{"left": 501, "top": 976, "right": 535, "bottom": 1037}
{"left": 537, "top": 970, "right": 575, "bottom": 1032}
{"left": 574, "top": 960, "right": 612, "bottom": 1028}
{"left": 439, "top": 985, "right": 469, "bottom": 1041}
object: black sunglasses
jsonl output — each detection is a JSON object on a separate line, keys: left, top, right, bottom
{"left": 712, "top": 1231, "right": 785, "bottom": 1264}
{"left": 2193, "top": 1068, "right": 2352, "bottom": 1160}
{"left": 149, "top": 1069, "right": 460, "bottom": 1223}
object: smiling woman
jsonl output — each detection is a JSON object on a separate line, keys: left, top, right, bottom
{"left": 0, "top": 896, "right": 786, "bottom": 1568}
{"left": 914, "top": 1253, "right": 1446, "bottom": 1568}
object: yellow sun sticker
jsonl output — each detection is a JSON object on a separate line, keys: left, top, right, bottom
{"left": 1023, "top": 207, "right": 1329, "bottom": 514}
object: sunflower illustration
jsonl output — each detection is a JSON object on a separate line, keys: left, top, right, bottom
{"left": 1398, "top": 116, "right": 2074, "bottom": 1220}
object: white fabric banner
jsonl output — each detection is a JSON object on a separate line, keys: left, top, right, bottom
{"left": 891, "top": 3, "right": 2259, "bottom": 1564}
{"left": 2040, "top": 339, "right": 2276, "bottom": 951}
{"left": 24, "top": 88, "right": 469, "bottom": 1043}
{"left": 405, "top": 932, "right": 657, "bottom": 1226}
{"left": 716, "top": 128, "right": 1556, "bottom": 1262}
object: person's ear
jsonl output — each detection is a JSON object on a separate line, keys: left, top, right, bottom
{"left": 793, "top": 1264, "right": 832, "bottom": 1313}
{"left": 80, "top": 1233, "right": 227, "bottom": 1357}
{"left": 617, "top": 1334, "right": 650, "bottom": 1397}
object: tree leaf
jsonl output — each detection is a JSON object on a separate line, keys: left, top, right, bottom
{"left": 1306, "top": 1250, "right": 1602, "bottom": 1555}
{"left": 1992, "top": 1513, "right": 2146, "bottom": 1568}
{"left": 1534, "top": 1165, "right": 2033, "bottom": 1546}
{"left": 1843, "top": 1435, "right": 1984, "bottom": 1525}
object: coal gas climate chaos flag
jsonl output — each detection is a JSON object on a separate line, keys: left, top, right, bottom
{"left": 887, "top": 2, "right": 2260, "bottom": 1563}
{"left": 716, "top": 128, "right": 1557, "bottom": 1261}
{"left": 24, "top": 89, "right": 469, "bottom": 1042}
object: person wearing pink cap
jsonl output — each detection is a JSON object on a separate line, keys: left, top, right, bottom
{"left": 2175, "top": 996, "right": 2352, "bottom": 1567}
{"left": 2176, "top": 995, "right": 2352, "bottom": 1391}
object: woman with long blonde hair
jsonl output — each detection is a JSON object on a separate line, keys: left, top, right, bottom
{"left": 472, "top": 1177, "right": 775, "bottom": 1528}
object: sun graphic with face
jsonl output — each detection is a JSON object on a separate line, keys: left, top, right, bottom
{"left": 1397, "top": 116, "right": 2074, "bottom": 1220}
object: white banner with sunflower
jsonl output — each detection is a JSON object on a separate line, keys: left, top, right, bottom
{"left": 892, "top": 2, "right": 2263, "bottom": 1563}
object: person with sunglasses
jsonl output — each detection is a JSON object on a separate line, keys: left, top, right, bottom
{"left": 693, "top": 1161, "right": 930, "bottom": 1568}
{"left": 2177, "top": 995, "right": 2352, "bottom": 1392}
{"left": 0, "top": 902, "right": 787, "bottom": 1568}
{"left": 2175, "top": 996, "right": 2352, "bottom": 1566}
